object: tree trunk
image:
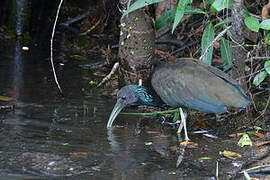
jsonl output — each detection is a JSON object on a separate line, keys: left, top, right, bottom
{"left": 231, "top": 0, "right": 247, "bottom": 91}
{"left": 118, "top": 0, "right": 155, "bottom": 85}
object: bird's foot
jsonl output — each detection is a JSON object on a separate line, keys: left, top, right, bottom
{"left": 184, "top": 137, "right": 190, "bottom": 142}
{"left": 159, "top": 116, "right": 180, "bottom": 128}
{"left": 177, "top": 133, "right": 190, "bottom": 142}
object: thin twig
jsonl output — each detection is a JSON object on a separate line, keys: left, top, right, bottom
{"left": 224, "top": 56, "right": 270, "bottom": 72}
{"left": 254, "top": 92, "right": 270, "bottom": 121}
{"left": 232, "top": 56, "right": 270, "bottom": 81}
{"left": 50, "top": 0, "right": 64, "bottom": 95}
{"left": 199, "top": 25, "right": 231, "bottom": 61}
{"left": 237, "top": 65, "right": 268, "bottom": 81}
{"left": 250, "top": 56, "right": 270, "bottom": 60}
{"left": 97, "top": 62, "right": 119, "bottom": 87}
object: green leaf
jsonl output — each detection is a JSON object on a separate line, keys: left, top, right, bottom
{"left": 172, "top": 111, "right": 180, "bottom": 122}
{"left": 184, "top": 6, "right": 206, "bottom": 14}
{"left": 243, "top": 6, "right": 250, "bottom": 17}
{"left": 89, "top": 80, "right": 95, "bottom": 85}
{"left": 253, "top": 126, "right": 262, "bottom": 133}
{"left": 210, "top": 0, "right": 231, "bottom": 12}
{"left": 243, "top": 6, "right": 250, "bottom": 16}
{"left": 245, "top": 65, "right": 250, "bottom": 71}
{"left": 156, "top": 6, "right": 205, "bottom": 30}
{"left": 265, "top": 32, "right": 270, "bottom": 45}
{"left": 253, "top": 71, "right": 267, "bottom": 86}
{"left": 172, "top": 0, "right": 192, "bottom": 33}
{"left": 121, "top": 0, "right": 165, "bottom": 19}
{"left": 156, "top": 8, "right": 176, "bottom": 30}
{"left": 265, "top": 61, "right": 270, "bottom": 74}
{"left": 201, "top": 23, "right": 215, "bottom": 65}
{"left": 260, "top": 19, "right": 270, "bottom": 30}
{"left": 145, "top": 142, "right": 153, "bottom": 146}
{"left": 220, "top": 38, "right": 232, "bottom": 69}
{"left": 207, "top": 0, "right": 215, "bottom": 6}
{"left": 214, "top": 17, "right": 232, "bottom": 28}
{"left": 238, "top": 134, "right": 252, "bottom": 147}
{"left": 244, "top": 16, "right": 260, "bottom": 32}
{"left": 198, "top": 156, "right": 212, "bottom": 160}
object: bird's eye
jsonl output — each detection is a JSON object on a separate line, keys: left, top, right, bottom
{"left": 121, "top": 96, "right": 126, "bottom": 100}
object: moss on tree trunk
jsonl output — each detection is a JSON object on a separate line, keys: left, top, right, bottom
{"left": 118, "top": 0, "right": 155, "bottom": 85}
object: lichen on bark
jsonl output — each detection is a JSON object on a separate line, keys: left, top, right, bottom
{"left": 118, "top": 0, "right": 155, "bottom": 85}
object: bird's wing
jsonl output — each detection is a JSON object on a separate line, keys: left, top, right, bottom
{"left": 192, "top": 58, "right": 246, "bottom": 94}
{"left": 190, "top": 59, "right": 249, "bottom": 108}
{"left": 151, "top": 58, "right": 248, "bottom": 113}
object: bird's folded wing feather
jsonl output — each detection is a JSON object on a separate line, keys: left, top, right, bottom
{"left": 151, "top": 58, "right": 248, "bottom": 113}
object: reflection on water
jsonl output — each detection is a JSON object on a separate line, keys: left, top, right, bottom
{"left": 13, "top": 0, "right": 28, "bottom": 36}
{"left": 0, "top": 40, "right": 261, "bottom": 179}
{"left": 12, "top": 41, "right": 23, "bottom": 100}
{"left": 107, "top": 129, "right": 120, "bottom": 153}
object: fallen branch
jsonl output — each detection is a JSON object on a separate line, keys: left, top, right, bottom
{"left": 97, "top": 62, "right": 119, "bottom": 87}
{"left": 50, "top": 0, "right": 64, "bottom": 95}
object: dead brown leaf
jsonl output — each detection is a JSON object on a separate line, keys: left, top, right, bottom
{"left": 214, "top": 41, "right": 220, "bottom": 49}
{"left": 253, "top": 132, "right": 264, "bottom": 138}
{"left": 180, "top": 141, "right": 198, "bottom": 147}
{"left": 93, "top": 72, "right": 106, "bottom": 77}
{"left": 169, "top": 146, "right": 178, "bottom": 151}
{"left": 0, "top": 96, "right": 14, "bottom": 101}
{"left": 146, "top": 130, "right": 159, "bottom": 134}
{"left": 71, "top": 152, "right": 89, "bottom": 158}
{"left": 159, "top": 134, "right": 170, "bottom": 138}
{"left": 197, "top": 119, "right": 207, "bottom": 129}
{"left": 229, "top": 132, "right": 245, "bottom": 137}
{"left": 255, "top": 141, "right": 270, "bottom": 147}
{"left": 70, "top": 55, "right": 88, "bottom": 61}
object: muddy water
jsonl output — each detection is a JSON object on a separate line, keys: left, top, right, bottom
{"left": 0, "top": 40, "right": 268, "bottom": 180}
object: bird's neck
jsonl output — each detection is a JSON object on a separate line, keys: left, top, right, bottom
{"left": 130, "top": 85, "right": 163, "bottom": 107}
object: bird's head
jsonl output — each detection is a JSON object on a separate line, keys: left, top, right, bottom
{"left": 107, "top": 85, "right": 146, "bottom": 128}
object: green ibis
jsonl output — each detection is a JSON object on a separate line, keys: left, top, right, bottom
{"left": 107, "top": 58, "right": 250, "bottom": 141}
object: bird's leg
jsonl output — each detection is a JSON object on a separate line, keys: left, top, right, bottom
{"left": 177, "top": 117, "right": 183, "bottom": 134}
{"left": 158, "top": 110, "right": 180, "bottom": 128}
{"left": 177, "top": 108, "right": 190, "bottom": 141}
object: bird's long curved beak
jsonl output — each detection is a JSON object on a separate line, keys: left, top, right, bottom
{"left": 107, "top": 99, "right": 125, "bottom": 128}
